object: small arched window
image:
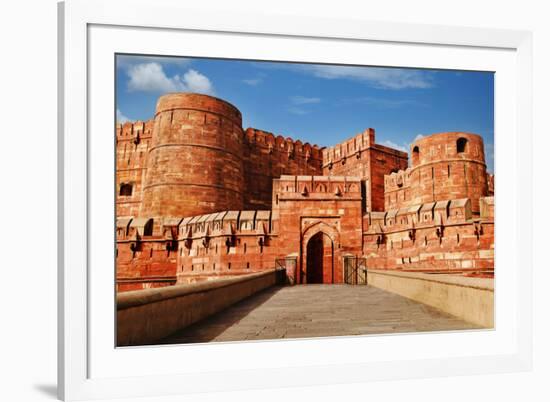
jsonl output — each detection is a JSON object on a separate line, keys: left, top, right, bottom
{"left": 119, "top": 183, "right": 133, "bottom": 196}
{"left": 457, "top": 137, "right": 468, "bottom": 153}
{"left": 412, "top": 146, "right": 420, "bottom": 165}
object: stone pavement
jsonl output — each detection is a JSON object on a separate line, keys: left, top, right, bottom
{"left": 160, "top": 285, "right": 479, "bottom": 344}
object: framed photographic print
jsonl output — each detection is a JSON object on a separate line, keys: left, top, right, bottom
{"left": 58, "top": 0, "right": 533, "bottom": 400}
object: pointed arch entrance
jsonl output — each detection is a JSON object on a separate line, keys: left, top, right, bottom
{"left": 306, "top": 232, "right": 334, "bottom": 283}
{"left": 301, "top": 221, "right": 341, "bottom": 284}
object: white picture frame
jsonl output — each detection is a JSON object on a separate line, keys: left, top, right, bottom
{"left": 58, "top": 0, "right": 533, "bottom": 400}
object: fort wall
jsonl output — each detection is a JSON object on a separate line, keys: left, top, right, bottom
{"left": 363, "top": 196, "right": 494, "bottom": 274}
{"left": 116, "top": 216, "right": 180, "bottom": 291}
{"left": 175, "top": 209, "right": 279, "bottom": 284}
{"left": 384, "top": 168, "right": 412, "bottom": 211}
{"left": 322, "top": 129, "right": 408, "bottom": 212}
{"left": 243, "top": 128, "right": 323, "bottom": 210}
{"left": 116, "top": 120, "right": 154, "bottom": 217}
{"left": 115, "top": 93, "right": 495, "bottom": 291}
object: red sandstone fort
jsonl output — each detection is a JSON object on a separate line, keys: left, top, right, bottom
{"left": 116, "top": 93, "right": 495, "bottom": 292}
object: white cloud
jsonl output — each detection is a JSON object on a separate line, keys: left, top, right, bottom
{"left": 182, "top": 69, "right": 215, "bottom": 94}
{"left": 243, "top": 78, "right": 262, "bottom": 86}
{"left": 306, "top": 66, "right": 433, "bottom": 89}
{"left": 116, "top": 109, "right": 131, "bottom": 123}
{"left": 380, "top": 140, "right": 408, "bottom": 153}
{"left": 286, "top": 95, "right": 321, "bottom": 115}
{"left": 290, "top": 95, "right": 321, "bottom": 105}
{"left": 253, "top": 62, "right": 434, "bottom": 90}
{"left": 127, "top": 63, "right": 179, "bottom": 92}
{"left": 127, "top": 63, "right": 215, "bottom": 95}
{"left": 287, "top": 107, "right": 309, "bottom": 115}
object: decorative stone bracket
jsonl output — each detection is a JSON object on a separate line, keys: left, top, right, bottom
{"left": 183, "top": 227, "right": 193, "bottom": 250}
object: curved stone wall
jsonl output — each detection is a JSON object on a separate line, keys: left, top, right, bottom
{"left": 408, "top": 132, "right": 488, "bottom": 213}
{"left": 140, "top": 93, "right": 245, "bottom": 217}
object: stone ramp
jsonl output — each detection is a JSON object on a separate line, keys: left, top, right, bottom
{"left": 160, "top": 285, "right": 478, "bottom": 344}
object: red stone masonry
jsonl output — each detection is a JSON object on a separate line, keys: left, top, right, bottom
{"left": 115, "top": 93, "right": 495, "bottom": 291}
{"left": 388, "top": 132, "right": 489, "bottom": 214}
{"left": 271, "top": 175, "right": 363, "bottom": 284}
{"left": 243, "top": 128, "right": 323, "bottom": 210}
{"left": 140, "top": 93, "right": 245, "bottom": 218}
{"left": 323, "top": 129, "right": 408, "bottom": 212}
{"left": 363, "top": 196, "right": 494, "bottom": 275}
{"left": 116, "top": 120, "right": 154, "bottom": 217}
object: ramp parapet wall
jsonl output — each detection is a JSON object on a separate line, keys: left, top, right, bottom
{"left": 117, "top": 269, "right": 285, "bottom": 346}
{"left": 366, "top": 269, "right": 494, "bottom": 328}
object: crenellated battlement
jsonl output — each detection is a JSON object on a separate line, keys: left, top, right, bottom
{"left": 177, "top": 210, "right": 275, "bottom": 240}
{"left": 244, "top": 128, "right": 322, "bottom": 161}
{"left": 321, "top": 128, "right": 408, "bottom": 212}
{"left": 274, "top": 175, "right": 362, "bottom": 200}
{"left": 384, "top": 168, "right": 412, "bottom": 211}
{"left": 242, "top": 128, "right": 324, "bottom": 211}
{"left": 116, "top": 210, "right": 277, "bottom": 242}
{"left": 322, "top": 129, "right": 375, "bottom": 166}
{"left": 384, "top": 168, "right": 412, "bottom": 193}
{"left": 363, "top": 196, "right": 494, "bottom": 274}
{"left": 116, "top": 120, "right": 154, "bottom": 141}
{"left": 322, "top": 128, "right": 408, "bottom": 167}
{"left": 365, "top": 196, "right": 493, "bottom": 234}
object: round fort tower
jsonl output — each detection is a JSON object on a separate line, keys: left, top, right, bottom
{"left": 408, "top": 132, "right": 489, "bottom": 214}
{"left": 140, "top": 93, "right": 245, "bottom": 217}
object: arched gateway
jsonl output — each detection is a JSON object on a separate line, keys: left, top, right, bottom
{"left": 301, "top": 221, "right": 341, "bottom": 284}
{"left": 306, "top": 232, "right": 334, "bottom": 283}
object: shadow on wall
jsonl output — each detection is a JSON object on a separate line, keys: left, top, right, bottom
{"left": 156, "top": 286, "right": 283, "bottom": 344}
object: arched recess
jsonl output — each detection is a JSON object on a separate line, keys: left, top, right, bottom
{"left": 457, "top": 137, "right": 468, "bottom": 153}
{"left": 306, "top": 232, "right": 333, "bottom": 284}
{"left": 119, "top": 182, "right": 133, "bottom": 196}
{"left": 301, "top": 221, "right": 341, "bottom": 284}
{"left": 412, "top": 146, "right": 420, "bottom": 166}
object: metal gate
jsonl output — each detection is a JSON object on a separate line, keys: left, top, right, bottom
{"left": 344, "top": 256, "right": 368, "bottom": 285}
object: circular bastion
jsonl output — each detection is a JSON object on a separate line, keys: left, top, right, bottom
{"left": 408, "top": 132, "right": 489, "bottom": 213}
{"left": 140, "top": 93, "right": 245, "bottom": 217}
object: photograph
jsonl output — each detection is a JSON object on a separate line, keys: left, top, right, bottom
{"left": 114, "top": 54, "right": 495, "bottom": 347}
{"left": 4, "top": 0, "right": 547, "bottom": 400}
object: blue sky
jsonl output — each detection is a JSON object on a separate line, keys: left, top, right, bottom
{"left": 116, "top": 55, "right": 494, "bottom": 172}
